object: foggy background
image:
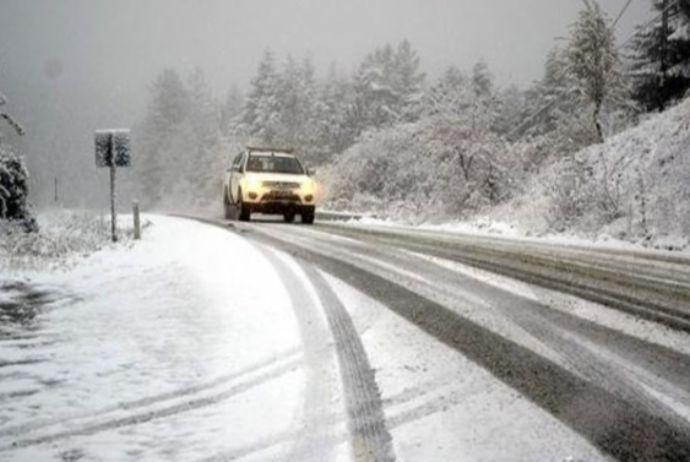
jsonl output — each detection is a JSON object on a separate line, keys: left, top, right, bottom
{"left": 0, "top": 0, "right": 652, "bottom": 208}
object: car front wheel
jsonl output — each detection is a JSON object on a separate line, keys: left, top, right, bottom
{"left": 301, "top": 210, "right": 315, "bottom": 225}
{"left": 223, "top": 188, "right": 237, "bottom": 220}
{"left": 283, "top": 211, "right": 296, "bottom": 223}
{"left": 238, "top": 190, "right": 251, "bottom": 222}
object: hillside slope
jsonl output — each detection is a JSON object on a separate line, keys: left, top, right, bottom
{"left": 493, "top": 97, "right": 690, "bottom": 250}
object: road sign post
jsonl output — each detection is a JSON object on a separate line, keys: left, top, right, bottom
{"left": 95, "top": 129, "right": 131, "bottom": 242}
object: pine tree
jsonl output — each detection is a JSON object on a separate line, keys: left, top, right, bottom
{"left": 313, "top": 64, "right": 355, "bottom": 159}
{"left": 494, "top": 85, "right": 527, "bottom": 136}
{"left": 422, "top": 66, "right": 470, "bottom": 118}
{"left": 348, "top": 41, "right": 425, "bottom": 135}
{"left": 184, "top": 68, "right": 222, "bottom": 205}
{"left": 275, "top": 56, "right": 317, "bottom": 150}
{"left": 628, "top": 0, "right": 690, "bottom": 111}
{"left": 392, "top": 40, "right": 426, "bottom": 122}
{"left": 349, "top": 44, "right": 398, "bottom": 131}
{"left": 471, "top": 60, "right": 494, "bottom": 98}
{"left": 220, "top": 85, "right": 243, "bottom": 137}
{"left": 513, "top": 47, "right": 580, "bottom": 140}
{"left": 136, "top": 68, "right": 190, "bottom": 207}
{"left": 240, "top": 50, "right": 281, "bottom": 144}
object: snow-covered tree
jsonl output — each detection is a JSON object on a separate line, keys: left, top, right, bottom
{"left": 493, "top": 85, "right": 528, "bottom": 137}
{"left": 347, "top": 41, "right": 426, "bottom": 136}
{"left": 392, "top": 40, "right": 426, "bottom": 122}
{"left": 471, "top": 60, "right": 494, "bottom": 99}
{"left": 134, "top": 68, "right": 228, "bottom": 210}
{"left": 348, "top": 44, "right": 398, "bottom": 132}
{"left": 220, "top": 85, "right": 244, "bottom": 137}
{"left": 182, "top": 68, "right": 223, "bottom": 205}
{"left": 240, "top": 50, "right": 281, "bottom": 144}
{"left": 518, "top": 48, "right": 576, "bottom": 137}
{"left": 564, "top": 0, "right": 625, "bottom": 142}
{"left": 136, "top": 68, "right": 191, "bottom": 207}
{"left": 312, "top": 64, "right": 356, "bottom": 159}
{"left": 0, "top": 84, "right": 34, "bottom": 230}
{"left": 421, "top": 66, "right": 470, "bottom": 118}
{"left": 628, "top": 0, "right": 690, "bottom": 111}
{"left": 275, "top": 56, "right": 318, "bottom": 152}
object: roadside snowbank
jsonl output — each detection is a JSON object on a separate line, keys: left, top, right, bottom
{"left": 347, "top": 213, "right": 690, "bottom": 256}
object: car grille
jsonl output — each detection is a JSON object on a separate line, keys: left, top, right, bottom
{"left": 262, "top": 192, "right": 301, "bottom": 202}
{"left": 262, "top": 181, "right": 300, "bottom": 190}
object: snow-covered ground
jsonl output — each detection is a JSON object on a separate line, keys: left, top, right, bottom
{"left": 0, "top": 215, "right": 612, "bottom": 461}
{"left": 496, "top": 97, "right": 690, "bottom": 250}
{"left": 0, "top": 216, "right": 319, "bottom": 461}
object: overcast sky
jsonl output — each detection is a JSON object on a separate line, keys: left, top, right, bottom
{"left": 2, "top": 0, "right": 653, "bottom": 100}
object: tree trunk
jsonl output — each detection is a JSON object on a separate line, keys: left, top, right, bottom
{"left": 593, "top": 101, "right": 604, "bottom": 143}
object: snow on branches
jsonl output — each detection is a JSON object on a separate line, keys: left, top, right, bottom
{"left": 563, "top": 0, "right": 626, "bottom": 142}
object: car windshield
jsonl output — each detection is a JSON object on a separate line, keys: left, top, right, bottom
{"left": 246, "top": 155, "right": 304, "bottom": 174}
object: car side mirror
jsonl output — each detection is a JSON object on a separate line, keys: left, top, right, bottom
{"left": 307, "top": 167, "right": 316, "bottom": 176}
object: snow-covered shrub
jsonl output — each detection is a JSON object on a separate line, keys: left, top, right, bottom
{"left": 324, "top": 115, "right": 520, "bottom": 222}
{"left": 546, "top": 153, "right": 622, "bottom": 233}
{"left": 0, "top": 210, "right": 141, "bottom": 271}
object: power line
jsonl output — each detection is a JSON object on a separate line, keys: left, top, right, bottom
{"left": 617, "top": 0, "right": 679, "bottom": 50}
{"left": 613, "top": 0, "right": 634, "bottom": 27}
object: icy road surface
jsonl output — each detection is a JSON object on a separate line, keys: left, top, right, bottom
{"left": 1, "top": 215, "right": 690, "bottom": 461}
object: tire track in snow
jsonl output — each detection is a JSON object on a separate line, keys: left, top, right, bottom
{"left": 187, "top": 216, "right": 397, "bottom": 462}
{"left": 302, "top": 265, "right": 395, "bottom": 462}
{"left": 252, "top": 245, "right": 343, "bottom": 462}
{"left": 0, "top": 353, "right": 301, "bottom": 451}
{"left": 0, "top": 349, "right": 301, "bottom": 439}
{"left": 315, "top": 223, "right": 690, "bottom": 333}
{"left": 398, "top": 249, "right": 690, "bottom": 425}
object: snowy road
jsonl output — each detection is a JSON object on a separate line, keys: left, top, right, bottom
{"left": 213, "top": 216, "right": 690, "bottom": 461}
{"left": 2, "top": 215, "right": 690, "bottom": 461}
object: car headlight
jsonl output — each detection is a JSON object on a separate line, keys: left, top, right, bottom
{"left": 243, "top": 176, "right": 262, "bottom": 192}
{"left": 301, "top": 180, "right": 317, "bottom": 195}
{"left": 301, "top": 180, "right": 318, "bottom": 203}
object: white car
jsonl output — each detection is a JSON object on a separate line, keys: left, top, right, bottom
{"left": 223, "top": 147, "right": 318, "bottom": 224}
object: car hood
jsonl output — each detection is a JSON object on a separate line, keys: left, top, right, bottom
{"left": 245, "top": 172, "right": 311, "bottom": 184}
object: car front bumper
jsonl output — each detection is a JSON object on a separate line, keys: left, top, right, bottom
{"left": 244, "top": 190, "right": 315, "bottom": 215}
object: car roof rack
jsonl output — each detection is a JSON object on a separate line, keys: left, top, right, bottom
{"left": 246, "top": 146, "right": 294, "bottom": 154}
